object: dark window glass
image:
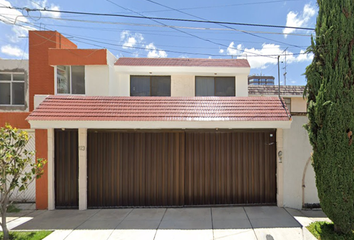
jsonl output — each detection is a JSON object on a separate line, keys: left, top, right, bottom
{"left": 0, "top": 74, "right": 11, "bottom": 81}
{"left": 131, "top": 76, "right": 150, "bottom": 96}
{"left": 151, "top": 76, "right": 171, "bottom": 96}
{"left": 13, "top": 74, "right": 25, "bottom": 81}
{"left": 72, "top": 66, "right": 85, "bottom": 94}
{"left": 215, "top": 77, "right": 235, "bottom": 96}
{"left": 12, "top": 82, "right": 24, "bottom": 105}
{"left": 0, "top": 83, "right": 10, "bottom": 104}
{"left": 195, "top": 77, "right": 214, "bottom": 96}
{"left": 195, "top": 77, "right": 235, "bottom": 96}
{"left": 130, "top": 76, "right": 171, "bottom": 96}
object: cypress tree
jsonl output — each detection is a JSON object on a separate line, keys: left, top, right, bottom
{"left": 305, "top": 0, "right": 354, "bottom": 234}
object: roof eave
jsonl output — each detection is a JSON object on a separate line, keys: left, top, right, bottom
{"left": 28, "top": 119, "right": 292, "bottom": 130}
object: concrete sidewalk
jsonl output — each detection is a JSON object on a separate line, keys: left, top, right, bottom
{"left": 4, "top": 206, "right": 328, "bottom": 240}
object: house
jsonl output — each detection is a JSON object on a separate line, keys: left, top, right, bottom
{"left": 1, "top": 30, "right": 319, "bottom": 210}
{"left": 0, "top": 58, "right": 36, "bottom": 202}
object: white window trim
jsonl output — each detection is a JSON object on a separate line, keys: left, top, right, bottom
{"left": 0, "top": 72, "right": 25, "bottom": 106}
{"left": 55, "top": 65, "right": 85, "bottom": 95}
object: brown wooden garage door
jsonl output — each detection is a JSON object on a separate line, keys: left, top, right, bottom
{"left": 87, "top": 130, "right": 276, "bottom": 207}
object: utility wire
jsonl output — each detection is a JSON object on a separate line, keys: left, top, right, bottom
{"left": 106, "top": 0, "right": 276, "bottom": 59}
{"left": 141, "top": 0, "right": 302, "bottom": 14}
{"left": 0, "top": 5, "right": 315, "bottom": 31}
{"left": 1, "top": 16, "right": 311, "bottom": 59}
{"left": 145, "top": 0, "right": 304, "bottom": 49}
{"left": 0, "top": 13, "right": 312, "bottom": 37}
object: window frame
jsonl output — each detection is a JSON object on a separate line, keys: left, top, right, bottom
{"left": 195, "top": 76, "right": 236, "bottom": 96}
{"left": 55, "top": 65, "right": 85, "bottom": 95}
{"left": 130, "top": 75, "right": 171, "bottom": 96}
{"left": 0, "top": 72, "right": 25, "bottom": 106}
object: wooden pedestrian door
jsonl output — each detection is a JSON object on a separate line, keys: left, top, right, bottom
{"left": 55, "top": 129, "right": 79, "bottom": 209}
{"left": 86, "top": 130, "right": 276, "bottom": 208}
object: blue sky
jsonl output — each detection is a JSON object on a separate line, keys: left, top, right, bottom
{"left": 0, "top": 0, "right": 317, "bottom": 85}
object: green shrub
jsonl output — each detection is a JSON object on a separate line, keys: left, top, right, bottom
{"left": 305, "top": 0, "right": 354, "bottom": 234}
{"left": 307, "top": 222, "right": 354, "bottom": 240}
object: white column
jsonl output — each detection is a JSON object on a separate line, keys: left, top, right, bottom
{"left": 47, "top": 128, "right": 55, "bottom": 210}
{"left": 235, "top": 75, "right": 248, "bottom": 97}
{"left": 78, "top": 128, "right": 87, "bottom": 210}
{"left": 276, "top": 128, "right": 284, "bottom": 207}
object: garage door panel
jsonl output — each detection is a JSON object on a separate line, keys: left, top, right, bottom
{"left": 185, "top": 131, "right": 276, "bottom": 205}
{"left": 88, "top": 131, "right": 185, "bottom": 208}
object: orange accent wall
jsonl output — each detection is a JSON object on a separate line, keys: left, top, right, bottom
{"left": 29, "top": 31, "right": 77, "bottom": 209}
{"left": 35, "top": 129, "right": 48, "bottom": 210}
{"left": 0, "top": 112, "right": 30, "bottom": 128}
{"left": 29, "top": 31, "right": 77, "bottom": 112}
{"left": 48, "top": 49, "right": 107, "bottom": 66}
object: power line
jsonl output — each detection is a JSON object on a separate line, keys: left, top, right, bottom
{"left": 141, "top": 0, "right": 302, "bottom": 14}
{"left": 144, "top": 0, "right": 305, "bottom": 49}
{"left": 106, "top": 0, "right": 278, "bottom": 59}
{"left": 0, "top": 13, "right": 312, "bottom": 37}
{"left": 0, "top": 5, "right": 315, "bottom": 31}
{"left": 1, "top": 16, "right": 311, "bottom": 59}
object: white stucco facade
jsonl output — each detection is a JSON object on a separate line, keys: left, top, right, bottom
{"left": 34, "top": 56, "right": 320, "bottom": 211}
{"left": 283, "top": 116, "right": 318, "bottom": 209}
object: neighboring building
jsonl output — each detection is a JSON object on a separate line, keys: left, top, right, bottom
{"left": 1, "top": 30, "right": 318, "bottom": 210}
{"left": 248, "top": 75, "right": 275, "bottom": 85}
{"left": 0, "top": 59, "right": 36, "bottom": 202}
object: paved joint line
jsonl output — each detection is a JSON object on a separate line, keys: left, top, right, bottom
{"left": 106, "top": 208, "right": 134, "bottom": 240}
{"left": 63, "top": 209, "right": 102, "bottom": 240}
{"left": 210, "top": 207, "right": 215, "bottom": 240}
{"left": 153, "top": 208, "right": 168, "bottom": 240}
{"left": 243, "top": 207, "right": 259, "bottom": 240}
{"left": 114, "top": 208, "right": 134, "bottom": 229}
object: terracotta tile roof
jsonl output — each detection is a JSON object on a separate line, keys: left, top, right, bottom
{"left": 27, "top": 96, "right": 290, "bottom": 122}
{"left": 248, "top": 85, "right": 305, "bottom": 96}
{"left": 115, "top": 57, "right": 250, "bottom": 68}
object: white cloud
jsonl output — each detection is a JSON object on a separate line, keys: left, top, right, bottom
{"left": 1, "top": 44, "right": 28, "bottom": 58}
{"left": 219, "top": 49, "right": 224, "bottom": 54}
{"left": 208, "top": 56, "right": 212, "bottom": 59}
{"left": 0, "top": 0, "right": 34, "bottom": 42}
{"left": 226, "top": 42, "right": 313, "bottom": 69}
{"left": 120, "top": 30, "right": 144, "bottom": 49}
{"left": 31, "top": 0, "right": 61, "bottom": 18}
{"left": 145, "top": 43, "right": 167, "bottom": 58}
{"left": 283, "top": 4, "right": 316, "bottom": 37}
{"left": 226, "top": 42, "right": 243, "bottom": 56}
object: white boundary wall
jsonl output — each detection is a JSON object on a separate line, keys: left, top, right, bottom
{"left": 283, "top": 116, "right": 319, "bottom": 209}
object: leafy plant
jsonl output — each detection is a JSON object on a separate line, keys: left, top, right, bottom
{"left": 0, "top": 124, "right": 46, "bottom": 240}
{"left": 307, "top": 221, "right": 354, "bottom": 240}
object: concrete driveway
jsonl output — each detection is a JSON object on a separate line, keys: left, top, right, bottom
{"left": 6, "top": 206, "right": 322, "bottom": 240}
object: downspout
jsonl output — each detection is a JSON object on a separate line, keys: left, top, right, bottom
{"left": 302, "top": 156, "right": 312, "bottom": 208}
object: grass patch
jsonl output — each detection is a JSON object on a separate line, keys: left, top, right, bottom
{"left": 6, "top": 205, "right": 21, "bottom": 213}
{"left": 0, "top": 231, "right": 52, "bottom": 240}
{"left": 307, "top": 221, "right": 354, "bottom": 240}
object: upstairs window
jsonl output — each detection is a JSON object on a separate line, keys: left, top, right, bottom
{"left": 57, "top": 66, "right": 85, "bottom": 94}
{"left": 130, "top": 76, "right": 171, "bottom": 96}
{"left": 0, "top": 72, "right": 25, "bottom": 105}
{"left": 195, "top": 76, "right": 235, "bottom": 96}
